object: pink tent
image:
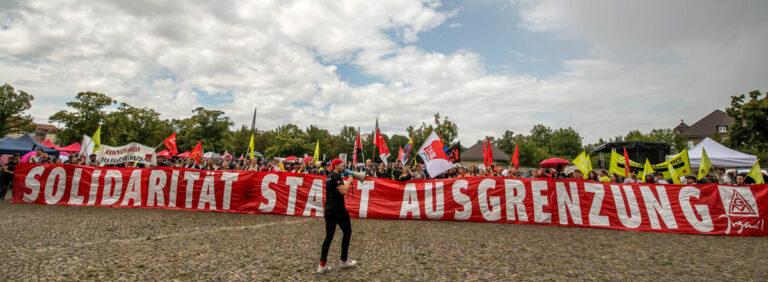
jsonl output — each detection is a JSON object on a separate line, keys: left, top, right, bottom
{"left": 41, "top": 139, "right": 57, "bottom": 148}
{"left": 56, "top": 142, "right": 81, "bottom": 153}
{"left": 20, "top": 151, "right": 36, "bottom": 163}
{"left": 21, "top": 151, "right": 71, "bottom": 163}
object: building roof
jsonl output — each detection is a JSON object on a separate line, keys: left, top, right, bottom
{"left": 673, "top": 120, "right": 689, "bottom": 134}
{"left": 461, "top": 141, "right": 510, "bottom": 162}
{"left": 34, "top": 123, "right": 58, "bottom": 131}
{"left": 678, "top": 110, "right": 734, "bottom": 138}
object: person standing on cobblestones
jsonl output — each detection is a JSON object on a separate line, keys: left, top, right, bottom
{"left": 317, "top": 158, "right": 357, "bottom": 274}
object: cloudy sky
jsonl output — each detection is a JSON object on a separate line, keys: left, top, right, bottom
{"left": 1, "top": 0, "right": 766, "bottom": 144}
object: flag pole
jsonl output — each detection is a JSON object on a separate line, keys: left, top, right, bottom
{"left": 373, "top": 119, "right": 378, "bottom": 165}
{"left": 359, "top": 127, "right": 365, "bottom": 164}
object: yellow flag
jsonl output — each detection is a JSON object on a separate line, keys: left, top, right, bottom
{"left": 247, "top": 133, "right": 255, "bottom": 159}
{"left": 572, "top": 151, "right": 592, "bottom": 179}
{"left": 656, "top": 149, "right": 692, "bottom": 179}
{"left": 92, "top": 125, "right": 102, "bottom": 152}
{"left": 641, "top": 159, "right": 654, "bottom": 183}
{"left": 697, "top": 148, "right": 712, "bottom": 180}
{"left": 748, "top": 161, "right": 764, "bottom": 184}
{"left": 609, "top": 151, "right": 626, "bottom": 177}
{"left": 668, "top": 162, "right": 681, "bottom": 184}
{"left": 313, "top": 140, "right": 320, "bottom": 161}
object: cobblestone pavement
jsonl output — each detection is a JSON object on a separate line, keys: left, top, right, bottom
{"left": 0, "top": 201, "right": 766, "bottom": 281}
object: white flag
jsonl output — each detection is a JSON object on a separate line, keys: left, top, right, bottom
{"left": 79, "top": 135, "right": 96, "bottom": 157}
{"left": 417, "top": 132, "right": 453, "bottom": 178}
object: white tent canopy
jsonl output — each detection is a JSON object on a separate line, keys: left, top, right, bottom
{"left": 688, "top": 137, "right": 757, "bottom": 168}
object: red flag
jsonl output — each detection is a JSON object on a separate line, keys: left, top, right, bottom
{"left": 482, "top": 140, "right": 493, "bottom": 169}
{"left": 374, "top": 118, "right": 390, "bottom": 164}
{"left": 417, "top": 132, "right": 453, "bottom": 177}
{"left": 397, "top": 146, "right": 405, "bottom": 164}
{"left": 163, "top": 132, "right": 178, "bottom": 155}
{"left": 512, "top": 144, "right": 519, "bottom": 169}
{"left": 190, "top": 141, "right": 203, "bottom": 164}
{"left": 375, "top": 130, "right": 390, "bottom": 164}
{"left": 623, "top": 146, "right": 631, "bottom": 177}
{"left": 353, "top": 130, "right": 362, "bottom": 165}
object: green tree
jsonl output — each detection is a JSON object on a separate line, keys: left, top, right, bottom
{"left": 406, "top": 113, "right": 460, "bottom": 148}
{"left": 494, "top": 130, "right": 516, "bottom": 154}
{"left": 49, "top": 92, "right": 115, "bottom": 144}
{"left": 173, "top": 107, "right": 234, "bottom": 152}
{"left": 529, "top": 124, "right": 552, "bottom": 148}
{"left": 726, "top": 90, "right": 768, "bottom": 164}
{"left": 264, "top": 124, "right": 308, "bottom": 158}
{"left": 328, "top": 126, "right": 358, "bottom": 159}
{"left": 614, "top": 128, "right": 685, "bottom": 151}
{"left": 229, "top": 125, "right": 252, "bottom": 155}
{"left": 433, "top": 113, "right": 459, "bottom": 145}
{"left": 306, "top": 125, "right": 332, "bottom": 157}
{"left": 388, "top": 134, "right": 410, "bottom": 158}
{"left": 549, "top": 127, "right": 582, "bottom": 157}
{"left": 0, "top": 83, "right": 35, "bottom": 137}
{"left": 102, "top": 103, "right": 174, "bottom": 146}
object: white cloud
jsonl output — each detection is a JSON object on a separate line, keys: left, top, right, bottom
{"left": 1, "top": 0, "right": 767, "bottom": 148}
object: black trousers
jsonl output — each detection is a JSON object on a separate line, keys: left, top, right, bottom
{"left": 320, "top": 209, "right": 352, "bottom": 262}
{"left": 0, "top": 177, "right": 10, "bottom": 201}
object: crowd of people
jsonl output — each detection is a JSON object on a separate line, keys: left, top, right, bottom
{"left": 0, "top": 147, "right": 762, "bottom": 202}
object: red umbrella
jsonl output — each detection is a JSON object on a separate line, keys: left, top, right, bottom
{"left": 539, "top": 158, "right": 570, "bottom": 167}
{"left": 285, "top": 156, "right": 298, "bottom": 162}
{"left": 57, "top": 142, "right": 81, "bottom": 153}
{"left": 177, "top": 151, "right": 190, "bottom": 158}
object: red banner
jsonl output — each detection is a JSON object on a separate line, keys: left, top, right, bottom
{"left": 13, "top": 163, "right": 768, "bottom": 236}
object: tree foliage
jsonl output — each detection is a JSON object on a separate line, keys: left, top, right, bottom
{"left": 49, "top": 92, "right": 114, "bottom": 144}
{"left": 727, "top": 90, "right": 768, "bottom": 164}
{"left": 172, "top": 107, "right": 234, "bottom": 152}
{"left": 492, "top": 124, "right": 583, "bottom": 167}
{"left": 406, "top": 113, "right": 459, "bottom": 148}
{"left": 0, "top": 83, "right": 35, "bottom": 136}
{"left": 103, "top": 103, "right": 173, "bottom": 146}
